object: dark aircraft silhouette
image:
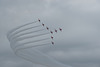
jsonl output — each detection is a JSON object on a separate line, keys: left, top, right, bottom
{"left": 46, "top": 27, "right": 49, "bottom": 30}
{"left": 50, "top": 31, "right": 53, "bottom": 34}
{"left": 51, "top": 42, "right": 54, "bottom": 45}
{"left": 59, "top": 28, "right": 62, "bottom": 31}
{"left": 38, "top": 19, "right": 40, "bottom": 22}
{"left": 42, "top": 23, "right": 44, "bottom": 26}
{"left": 51, "top": 36, "right": 53, "bottom": 39}
{"left": 55, "top": 29, "right": 57, "bottom": 33}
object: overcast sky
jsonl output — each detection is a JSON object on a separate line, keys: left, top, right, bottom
{"left": 0, "top": 0, "right": 100, "bottom": 67}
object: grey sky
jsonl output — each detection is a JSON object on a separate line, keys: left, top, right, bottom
{"left": 0, "top": 0, "right": 100, "bottom": 67}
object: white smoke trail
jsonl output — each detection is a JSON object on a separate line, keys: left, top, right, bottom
{"left": 7, "top": 20, "right": 72, "bottom": 67}
{"left": 11, "top": 29, "right": 45, "bottom": 39}
{"left": 8, "top": 25, "right": 42, "bottom": 40}
{"left": 13, "top": 38, "right": 51, "bottom": 50}
{"left": 7, "top": 21, "right": 38, "bottom": 38}
{"left": 10, "top": 32, "right": 50, "bottom": 42}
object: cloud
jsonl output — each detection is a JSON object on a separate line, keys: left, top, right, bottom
{"left": 0, "top": 51, "right": 33, "bottom": 67}
{"left": 0, "top": 0, "right": 100, "bottom": 67}
{"left": 67, "top": 0, "right": 100, "bottom": 12}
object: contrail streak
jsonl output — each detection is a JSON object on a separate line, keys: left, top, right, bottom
{"left": 7, "top": 21, "right": 38, "bottom": 38}
{"left": 11, "top": 32, "right": 50, "bottom": 42}
{"left": 15, "top": 42, "right": 51, "bottom": 53}
{"left": 14, "top": 43, "right": 72, "bottom": 67}
{"left": 8, "top": 25, "right": 42, "bottom": 39}
{"left": 10, "top": 29, "right": 45, "bottom": 40}
{"left": 13, "top": 38, "right": 51, "bottom": 49}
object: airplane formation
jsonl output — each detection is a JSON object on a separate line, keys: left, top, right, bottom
{"left": 38, "top": 18, "right": 62, "bottom": 45}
